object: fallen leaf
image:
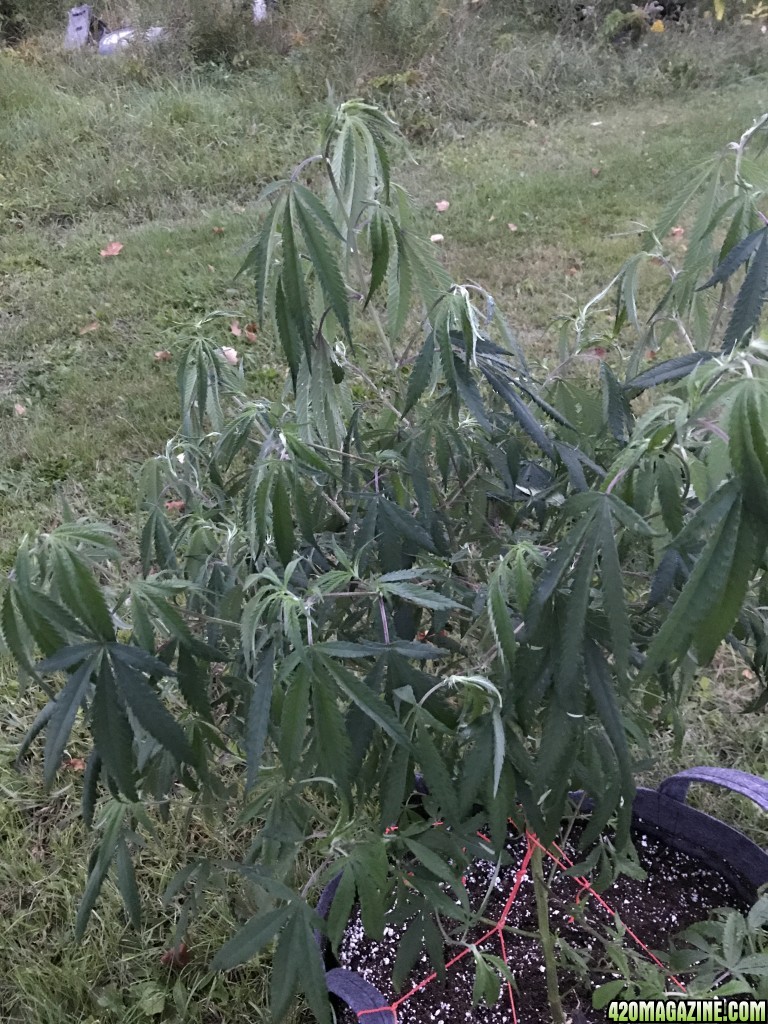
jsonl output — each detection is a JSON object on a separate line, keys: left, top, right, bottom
{"left": 646, "top": 350, "right": 657, "bottom": 360}
{"left": 63, "top": 757, "right": 86, "bottom": 771}
{"left": 212, "top": 226, "right": 225, "bottom": 234}
{"left": 567, "top": 266, "right": 580, "bottom": 276}
{"left": 13, "top": 403, "right": 27, "bottom": 417}
{"left": 590, "top": 121, "right": 603, "bottom": 127}
{"left": 488, "top": 215, "right": 495, "bottom": 223}
{"left": 164, "top": 500, "right": 185, "bottom": 512}
{"left": 244, "top": 323, "right": 259, "bottom": 343}
{"left": 219, "top": 346, "right": 239, "bottom": 365}
{"left": 99, "top": 241, "right": 123, "bottom": 258}
{"left": 670, "top": 226, "right": 685, "bottom": 239}
{"left": 742, "top": 668, "right": 755, "bottom": 680}
{"left": 430, "top": 233, "right": 444, "bottom": 243}
{"left": 435, "top": 200, "right": 450, "bottom": 212}
{"left": 230, "top": 320, "right": 242, "bottom": 337}
{"left": 591, "top": 347, "right": 608, "bottom": 359}
{"left": 207, "top": 264, "right": 215, "bottom": 272}
{"left": 79, "top": 321, "right": 100, "bottom": 335}
{"left": 650, "top": 18, "right": 665, "bottom": 32}
{"left": 161, "top": 942, "right": 190, "bottom": 969}
{"left": 507, "top": 223, "right": 518, "bottom": 232}
{"left": 591, "top": 167, "right": 601, "bottom": 177}
{"left": 154, "top": 350, "right": 172, "bottom": 362}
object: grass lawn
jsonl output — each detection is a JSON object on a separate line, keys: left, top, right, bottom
{"left": 1, "top": 15, "right": 767, "bottom": 1023}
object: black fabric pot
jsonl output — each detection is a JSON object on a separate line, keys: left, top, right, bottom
{"left": 316, "top": 767, "right": 768, "bottom": 1022}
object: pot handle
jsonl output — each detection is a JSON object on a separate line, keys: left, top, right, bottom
{"left": 658, "top": 767, "right": 768, "bottom": 812}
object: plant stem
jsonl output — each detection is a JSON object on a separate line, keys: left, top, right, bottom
{"left": 531, "top": 843, "right": 566, "bottom": 1024}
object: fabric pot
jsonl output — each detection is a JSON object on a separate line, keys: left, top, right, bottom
{"left": 316, "top": 767, "right": 768, "bottom": 1023}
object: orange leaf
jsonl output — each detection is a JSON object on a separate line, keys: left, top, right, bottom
{"left": 230, "top": 321, "right": 242, "bottom": 337}
{"left": 244, "top": 323, "right": 258, "bottom": 343}
{"left": 154, "top": 350, "right": 172, "bottom": 362}
{"left": 79, "top": 321, "right": 100, "bottom": 335}
{"left": 63, "top": 757, "right": 86, "bottom": 772}
{"left": 161, "top": 942, "right": 190, "bottom": 969}
{"left": 212, "top": 227, "right": 225, "bottom": 235}
{"left": 99, "top": 241, "right": 123, "bottom": 257}
{"left": 164, "top": 500, "right": 185, "bottom": 512}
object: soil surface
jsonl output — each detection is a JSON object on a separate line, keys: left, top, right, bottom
{"left": 334, "top": 826, "right": 748, "bottom": 1024}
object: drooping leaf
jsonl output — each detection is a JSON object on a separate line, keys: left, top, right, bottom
{"left": 721, "top": 230, "right": 768, "bottom": 352}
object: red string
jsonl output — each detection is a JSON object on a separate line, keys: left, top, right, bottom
{"left": 355, "top": 822, "right": 686, "bottom": 1022}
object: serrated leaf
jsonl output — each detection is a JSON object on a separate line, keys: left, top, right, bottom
{"left": 43, "top": 655, "right": 98, "bottom": 788}
{"left": 325, "top": 867, "right": 356, "bottom": 952}
{"left": 699, "top": 226, "right": 767, "bottom": 291}
{"left": 278, "top": 668, "right": 310, "bottom": 776}
{"left": 624, "top": 352, "right": 715, "bottom": 394}
{"left": 487, "top": 574, "right": 517, "bottom": 668}
{"left": 365, "top": 209, "right": 390, "bottom": 307}
{"left": 292, "top": 189, "right": 350, "bottom": 339}
{"left": 75, "top": 800, "right": 127, "bottom": 939}
{"left": 272, "top": 469, "right": 296, "bottom": 566}
{"left": 81, "top": 749, "right": 102, "bottom": 827}
{"left": 112, "top": 658, "right": 195, "bottom": 769}
{"left": 722, "top": 230, "right": 768, "bottom": 352}
{"left": 116, "top": 836, "right": 141, "bottom": 929}
{"left": 52, "top": 548, "right": 115, "bottom": 641}
{"left": 392, "top": 916, "right": 425, "bottom": 993}
{"left": 211, "top": 904, "right": 294, "bottom": 971}
{"left": 246, "top": 643, "right": 274, "bottom": 791}
{"left": 380, "top": 579, "right": 463, "bottom": 611}
{"left": 402, "top": 332, "right": 435, "bottom": 415}
{"left": 322, "top": 657, "right": 410, "bottom": 748}
{"left": 311, "top": 671, "right": 352, "bottom": 799}
{"left": 414, "top": 719, "right": 458, "bottom": 822}
{"left": 91, "top": 666, "right": 138, "bottom": 801}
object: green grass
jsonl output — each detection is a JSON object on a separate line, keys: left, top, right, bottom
{"left": 2, "top": 11, "right": 768, "bottom": 1022}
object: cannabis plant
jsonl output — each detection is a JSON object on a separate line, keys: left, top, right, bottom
{"left": 4, "top": 102, "right": 768, "bottom": 1023}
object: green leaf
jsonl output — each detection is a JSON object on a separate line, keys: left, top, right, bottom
{"left": 380, "top": 579, "right": 463, "bottom": 611}
{"left": 325, "top": 866, "right": 356, "bottom": 952}
{"left": 112, "top": 657, "right": 196, "bottom": 769}
{"left": 722, "top": 229, "right": 768, "bottom": 352}
{"left": 274, "top": 278, "right": 305, "bottom": 386}
{"left": 402, "top": 331, "right": 435, "bottom": 415}
{"left": 43, "top": 655, "right": 98, "bottom": 788}
{"left": 278, "top": 668, "right": 310, "bottom": 776}
{"left": 81, "top": 750, "right": 102, "bottom": 827}
{"left": 272, "top": 469, "right": 296, "bottom": 566}
{"left": 414, "top": 719, "right": 459, "bottom": 822}
{"left": 91, "top": 665, "right": 138, "bottom": 801}
{"left": 270, "top": 911, "right": 302, "bottom": 1023}
{"left": 246, "top": 643, "right": 274, "bottom": 791}
{"left": 624, "top": 352, "right": 715, "bottom": 394}
{"left": 392, "top": 916, "right": 425, "bottom": 993}
{"left": 292, "top": 187, "right": 350, "bottom": 340}
{"left": 699, "top": 225, "right": 767, "bottom": 290}
{"left": 365, "top": 208, "right": 391, "bottom": 307}
{"left": 311, "top": 671, "right": 352, "bottom": 799}
{"left": 211, "top": 904, "right": 294, "bottom": 971}
{"left": 116, "top": 836, "right": 142, "bottom": 929}
{"left": 322, "top": 658, "right": 410, "bottom": 748}
{"left": 487, "top": 573, "right": 517, "bottom": 668}
{"left": 52, "top": 547, "right": 115, "bottom": 641}
{"left": 75, "top": 800, "right": 127, "bottom": 939}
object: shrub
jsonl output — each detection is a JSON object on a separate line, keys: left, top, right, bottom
{"left": 4, "top": 101, "right": 768, "bottom": 1022}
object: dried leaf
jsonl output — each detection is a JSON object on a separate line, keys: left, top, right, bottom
{"left": 99, "top": 241, "right": 123, "bottom": 258}
{"left": 154, "top": 350, "right": 172, "bottom": 362}
{"left": 212, "top": 227, "right": 225, "bottom": 235}
{"left": 63, "top": 757, "right": 86, "bottom": 771}
{"left": 160, "top": 942, "right": 190, "bottom": 969}
{"left": 507, "top": 223, "right": 518, "bottom": 232}
{"left": 79, "top": 321, "right": 100, "bottom": 335}
{"left": 430, "top": 233, "right": 444, "bottom": 243}
{"left": 218, "top": 346, "right": 239, "bottom": 365}
{"left": 591, "top": 167, "right": 601, "bottom": 177}
{"left": 434, "top": 200, "right": 450, "bottom": 212}
{"left": 230, "top": 321, "right": 242, "bottom": 337}
{"left": 244, "top": 323, "right": 259, "bottom": 343}
{"left": 670, "top": 226, "right": 685, "bottom": 239}
{"left": 13, "top": 403, "right": 27, "bottom": 417}
{"left": 164, "top": 500, "right": 185, "bottom": 512}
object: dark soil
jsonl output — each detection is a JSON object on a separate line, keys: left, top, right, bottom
{"left": 333, "top": 825, "right": 748, "bottom": 1024}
